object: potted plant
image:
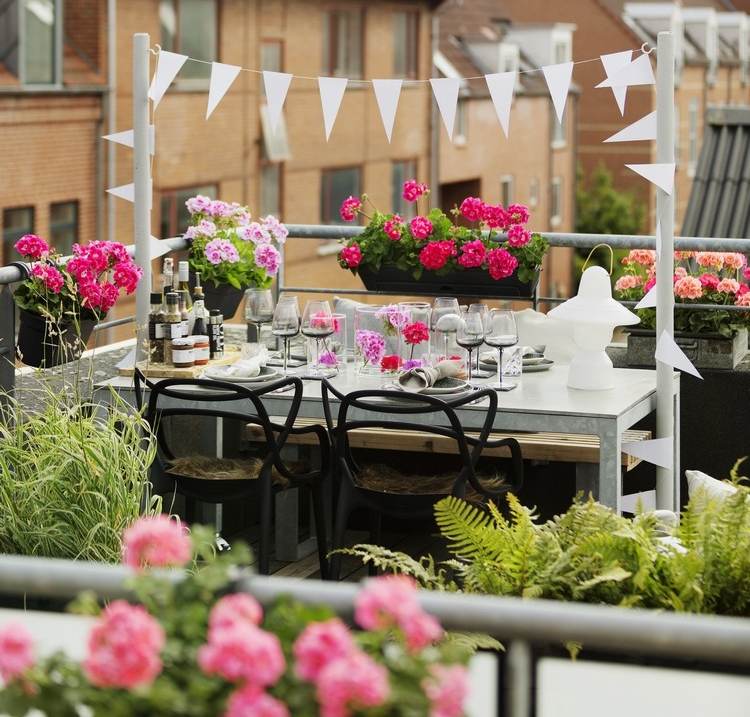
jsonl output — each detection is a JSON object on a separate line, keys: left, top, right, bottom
{"left": 337, "top": 180, "right": 549, "bottom": 298}
{"left": 614, "top": 250, "right": 750, "bottom": 369}
{"left": 12, "top": 235, "right": 142, "bottom": 367}
{"left": 184, "top": 195, "right": 286, "bottom": 318}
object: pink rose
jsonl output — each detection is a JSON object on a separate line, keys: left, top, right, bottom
{"left": 481, "top": 203, "right": 507, "bottom": 230}
{"left": 225, "top": 685, "right": 289, "bottom": 717}
{"left": 422, "top": 664, "right": 470, "bottom": 717}
{"left": 209, "top": 594, "right": 263, "bottom": 636}
{"left": 486, "top": 247, "right": 518, "bottom": 280}
{"left": 402, "top": 179, "right": 428, "bottom": 202}
{"left": 122, "top": 515, "right": 191, "bottom": 571}
{"left": 14, "top": 234, "right": 50, "bottom": 260}
{"left": 674, "top": 276, "right": 703, "bottom": 300}
{"left": 506, "top": 224, "right": 531, "bottom": 248}
{"left": 294, "top": 618, "right": 357, "bottom": 682}
{"left": 410, "top": 216, "right": 433, "bottom": 240}
{"left": 457, "top": 239, "right": 486, "bottom": 268}
{"left": 419, "top": 240, "right": 456, "bottom": 270}
{"left": 383, "top": 215, "right": 404, "bottom": 241}
{"left": 459, "top": 197, "right": 484, "bottom": 222}
{"left": 717, "top": 278, "right": 740, "bottom": 294}
{"left": 316, "top": 651, "right": 390, "bottom": 717}
{"left": 340, "top": 196, "right": 362, "bottom": 222}
{"left": 339, "top": 244, "right": 362, "bottom": 269}
{"left": 0, "top": 623, "right": 34, "bottom": 683}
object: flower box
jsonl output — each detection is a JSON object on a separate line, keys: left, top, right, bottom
{"left": 16, "top": 308, "right": 95, "bottom": 367}
{"left": 625, "top": 327, "right": 749, "bottom": 370}
{"left": 357, "top": 264, "right": 538, "bottom": 299}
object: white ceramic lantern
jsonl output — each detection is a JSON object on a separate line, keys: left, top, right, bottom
{"left": 547, "top": 266, "right": 640, "bottom": 390}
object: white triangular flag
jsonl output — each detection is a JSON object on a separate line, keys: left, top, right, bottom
{"left": 655, "top": 331, "right": 703, "bottom": 379}
{"left": 620, "top": 490, "right": 656, "bottom": 514}
{"left": 604, "top": 111, "right": 656, "bottom": 143}
{"left": 148, "top": 50, "right": 188, "bottom": 108}
{"left": 107, "top": 183, "right": 135, "bottom": 202}
{"left": 596, "top": 53, "right": 654, "bottom": 89}
{"left": 115, "top": 348, "right": 137, "bottom": 371}
{"left": 542, "top": 61, "right": 574, "bottom": 125}
{"left": 600, "top": 50, "right": 632, "bottom": 115}
{"left": 625, "top": 163, "right": 675, "bottom": 195}
{"left": 635, "top": 285, "right": 658, "bottom": 309}
{"left": 485, "top": 72, "right": 516, "bottom": 137}
{"left": 206, "top": 62, "right": 241, "bottom": 119}
{"left": 622, "top": 437, "right": 674, "bottom": 470}
{"left": 150, "top": 235, "right": 172, "bottom": 260}
{"left": 372, "top": 79, "right": 402, "bottom": 142}
{"left": 263, "top": 71, "right": 293, "bottom": 134}
{"left": 318, "top": 77, "right": 348, "bottom": 141}
{"left": 429, "top": 77, "right": 460, "bottom": 139}
{"left": 102, "top": 126, "right": 156, "bottom": 154}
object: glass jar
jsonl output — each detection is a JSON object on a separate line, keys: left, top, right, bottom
{"left": 307, "top": 312, "right": 346, "bottom": 369}
{"left": 353, "top": 305, "right": 393, "bottom": 375}
{"left": 192, "top": 335, "right": 210, "bottom": 365}
{"left": 397, "top": 302, "right": 432, "bottom": 369}
{"left": 171, "top": 337, "right": 194, "bottom": 368}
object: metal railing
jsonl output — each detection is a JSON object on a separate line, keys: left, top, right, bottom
{"left": 1, "top": 554, "right": 749, "bottom": 717}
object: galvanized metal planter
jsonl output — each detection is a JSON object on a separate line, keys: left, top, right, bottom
{"left": 626, "top": 327, "right": 749, "bottom": 370}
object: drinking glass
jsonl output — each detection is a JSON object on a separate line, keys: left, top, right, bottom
{"left": 468, "top": 303, "right": 492, "bottom": 378}
{"left": 300, "top": 300, "right": 335, "bottom": 377}
{"left": 271, "top": 299, "right": 300, "bottom": 375}
{"left": 244, "top": 288, "right": 275, "bottom": 344}
{"left": 432, "top": 297, "right": 460, "bottom": 360}
{"left": 484, "top": 309, "right": 519, "bottom": 392}
{"left": 276, "top": 295, "right": 300, "bottom": 363}
{"left": 456, "top": 311, "right": 485, "bottom": 384}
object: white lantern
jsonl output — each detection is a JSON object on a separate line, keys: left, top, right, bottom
{"left": 547, "top": 266, "right": 640, "bottom": 390}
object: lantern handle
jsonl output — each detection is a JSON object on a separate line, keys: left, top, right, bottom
{"left": 582, "top": 243, "right": 614, "bottom": 275}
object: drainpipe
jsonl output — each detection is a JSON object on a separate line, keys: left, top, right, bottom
{"left": 429, "top": 13, "right": 440, "bottom": 206}
{"left": 107, "top": 0, "right": 117, "bottom": 242}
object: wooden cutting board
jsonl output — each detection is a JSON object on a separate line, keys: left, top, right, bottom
{"left": 118, "top": 346, "right": 241, "bottom": 378}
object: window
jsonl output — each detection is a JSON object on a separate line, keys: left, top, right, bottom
{"left": 2, "top": 206, "right": 34, "bottom": 260}
{"left": 529, "top": 177, "right": 540, "bottom": 208}
{"left": 49, "top": 200, "right": 78, "bottom": 255}
{"left": 321, "top": 167, "right": 361, "bottom": 224}
{"left": 553, "top": 38, "right": 570, "bottom": 65}
{"left": 393, "top": 10, "right": 418, "bottom": 79}
{"left": 688, "top": 98, "right": 699, "bottom": 177}
{"left": 262, "top": 40, "right": 283, "bottom": 76}
{"left": 552, "top": 110, "right": 566, "bottom": 147}
{"left": 455, "top": 98, "right": 468, "bottom": 144}
{"left": 322, "top": 9, "right": 363, "bottom": 78}
{"left": 391, "top": 159, "right": 417, "bottom": 219}
{"left": 160, "top": 0, "right": 217, "bottom": 81}
{"left": 160, "top": 184, "right": 217, "bottom": 239}
{"left": 500, "top": 176, "right": 514, "bottom": 206}
{"left": 550, "top": 177, "right": 562, "bottom": 227}
{"left": 260, "top": 164, "right": 282, "bottom": 217}
{"left": 22, "top": 0, "right": 58, "bottom": 84}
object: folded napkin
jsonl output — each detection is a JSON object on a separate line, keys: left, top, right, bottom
{"left": 223, "top": 348, "right": 268, "bottom": 378}
{"left": 398, "top": 359, "right": 462, "bottom": 392}
{"left": 480, "top": 346, "right": 538, "bottom": 365}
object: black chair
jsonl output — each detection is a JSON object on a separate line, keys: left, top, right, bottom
{"left": 321, "top": 380, "right": 523, "bottom": 579}
{"left": 134, "top": 369, "right": 330, "bottom": 577}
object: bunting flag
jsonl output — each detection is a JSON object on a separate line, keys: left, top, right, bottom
{"left": 430, "top": 77, "right": 460, "bottom": 139}
{"left": 102, "top": 126, "right": 155, "bottom": 154}
{"left": 372, "top": 79, "right": 403, "bottom": 142}
{"left": 263, "top": 71, "right": 293, "bottom": 135}
{"left": 318, "top": 77, "right": 348, "bottom": 141}
{"left": 542, "top": 61, "right": 574, "bottom": 125}
{"left": 485, "top": 71, "right": 516, "bottom": 137}
{"left": 620, "top": 490, "right": 656, "bottom": 513}
{"left": 148, "top": 50, "right": 188, "bottom": 108}
{"left": 596, "top": 52, "right": 654, "bottom": 89}
{"left": 115, "top": 348, "right": 137, "bottom": 371}
{"left": 106, "top": 182, "right": 152, "bottom": 208}
{"left": 622, "top": 437, "right": 674, "bottom": 470}
{"left": 625, "top": 163, "right": 675, "bottom": 195}
{"left": 599, "top": 50, "right": 633, "bottom": 115}
{"left": 206, "top": 62, "right": 242, "bottom": 119}
{"left": 150, "top": 235, "right": 172, "bottom": 260}
{"left": 604, "top": 111, "right": 657, "bottom": 143}
{"left": 655, "top": 331, "right": 703, "bottom": 379}
{"left": 635, "top": 285, "right": 658, "bottom": 309}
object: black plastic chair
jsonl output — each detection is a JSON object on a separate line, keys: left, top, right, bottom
{"left": 321, "top": 380, "right": 523, "bottom": 579}
{"left": 134, "top": 369, "right": 330, "bottom": 577}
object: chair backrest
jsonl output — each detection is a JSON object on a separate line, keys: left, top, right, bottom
{"left": 321, "top": 379, "right": 499, "bottom": 495}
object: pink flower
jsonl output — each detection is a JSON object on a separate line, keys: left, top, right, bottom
{"left": 255, "top": 243, "right": 281, "bottom": 275}
{"left": 402, "top": 321, "right": 430, "bottom": 345}
{"left": 402, "top": 610, "right": 443, "bottom": 652}
{"left": 643, "top": 277, "right": 656, "bottom": 293}
{"left": 402, "top": 359, "right": 423, "bottom": 370}
{"left": 457, "top": 239, "right": 486, "bottom": 268}
{"left": 294, "top": 618, "right": 357, "bottom": 683}
{"left": 113, "top": 261, "right": 142, "bottom": 294}
{"left": 459, "top": 197, "right": 484, "bottom": 222}
{"left": 316, "top": 651, "right": 390, "bottom": 717}
{"left": 486, "top": 248, "right": 518, "bottom": 280}
{"left": 744, "top": 266, "right": 750, "bottom": 281}
{"left": 624, "top": 249, "right": 656, "bottom": 267}
{"left": 614, "top": 275, "right": 642, "bottom": 292}
{"left": 675, "top": 250, "right": 695, "bottom": 260}
{"left": 261, "top": 215, "right": 288, "bottom": 243}
{"left": 717, "top": 278, "right": 740, "bottom": 294}
{"left": 674, "top": 267, "right": 688, "bottom": 281}
{"left": 122, "top": 516, "right": 191, "bottom": 570}
{"left": 699, "top": 273, "right": 720, "bottom": 290}
{"left": 15, "top": 234, "right": 50, "bottom": 260}
{"left": 240, "top": 222, "right": 272, "bottom": 244}
{"left": 505, "top": 203, "right": 530, "bottom": 225}
{"left": 225, "top": 686, "right": 289, "bottom": 717}
{"left": 209, "top": 594, "right": 263, "bottom": 636}
{"left": 205, "top": 238, "right": 240, "bottom": 265}
{"left": 84, "top": 601, "right": 165, "bottom": 689}
{"left": 31, "top": 263, "right": 64, "bottom": 293}
{"left": 481, "top": 203, "right": 507, "bottom": 230}
{"left": 375, "top": 304, "right": 409, "bottom": 331}
{"left": 696, "top": 252, "right": 724, "bottom": 269}
{"left": 208, "top": 200, "right": 232, "bottom": 218}
{"left": 402, "top": 179, "right": 428, "bottom": 202}
{"left": 738, "top": 283, "right": 749, "bottom": 296}
{"left": 198, "top": 625, "right": 285, "bottom": 687}
{"left": 674, "top": 276, "right": 703, "bottom": 300}
{"left": 722, "top": 253, "right": 746, "bottom": 270}
{"left": 355, "top": 575, "right": 421, "bottom": 631}
{"left": 318, "top": 350, "right": 339, "bottom": 367}
{"left": 340, "top": 196, "right": 362, "bottom": 222}
{"left": 506, "top": 224, "right": 531, "bottom": 248}
{"left": 410, "top": 216, "right": 434, "bottom": 241}
{"left": 419, "top": 240, "right": 456, "bottom": 270}
{"left": 340, "top": 244, "right": 362, "bottom": 269}
{"left": 383, "top": 215, "right": 404, "bottom": 241}
{"left": 0, "top": 623, "right": 34, "bottom": 683}
{"left": 422, "top": 664, "right": 469, "bottom": 717}
{"left": 380, "top": 354, "right": 401, "bottom": 372}
{"left": 186, "top": 195, "right": 212, "bottom": 215}
{"left": 99, "top": 283, "right": 120, "bottom": 313}
{"left": 355, "top": 329, "right": 386, "bottom": 365}
{"left": 735, "top": 292, "right": 750, "bottom": 307}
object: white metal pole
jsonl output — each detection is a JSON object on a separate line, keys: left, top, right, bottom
{"left": 655, "top": 31, "right": 676, "bottom": 510}
{"left": 107, "top": 0, "right": 117, "bottom": 243}
{"left": 133, "top": 33, "right": 151, "bottom": 360}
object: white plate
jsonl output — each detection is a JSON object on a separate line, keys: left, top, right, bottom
{"left": 202, "top": 365, "right": 280, "bottom": 383}
{"left": 420, "top": 378, "right": 471, "bottom": 395}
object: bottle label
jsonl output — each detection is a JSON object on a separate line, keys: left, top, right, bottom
{"left": 172, "top": 348, "right": 194, "bottom": 365}
{"left": 182, "top": 320, "right": 189, "bottom": 337}
{"left": 194, "top": 345, "right": 210, "bottom": 362}
{"left": 170, "top": 323, "right": 182, "bottom": 339}
{"left": 155, "top": 323, "right": 165, "bottom": 339}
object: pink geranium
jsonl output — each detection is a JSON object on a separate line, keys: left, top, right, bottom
{"left": 410, "top": 216, "right": 434, "bottom": 240}
{"left": 294, "top": 618, "right": 357, "bottom": 682}
{"left": 208, "top": 594, "right": 263, "bottom": 636}
{"left": 505, "top": 203, "right": 530, "bottom": 225}
{"left": 122, "top": 515, "right": 191, "bottom": 571}
{"left": 0, "top": 623, "right": 34, "bottom": 683}
{"left": 459, "top": 197, "right": 484, "bottom": 222}
{"left": 624, "top": 249, "right": 656, "bottom": 267}
{"left": 717, "top": 278, "right": 740, "bottom": 294}
{"left": 205, "top": 238, "right": 240, "bottom": 265}
{"left": 696, "top": 252, "right": 724, "bottom": 269}
{"left": 722, "top": 252, "right": 746, "bottom": 270}
{"left": 736, "top": 292, "right": 750, "bottom": 307}
{"left": 419, "top": 240, "right": 456, "bottom": 270}
{"left": 84, "top": 601, "right": 165, "bottom": 689}
{"left": 674, "top": 276, "right": 703, "bottom": 300}
{"left": 340, "top": 244, "right": 362, "bottom": 268}
{"left": 422, "top": 664, "right": 470, "bottom": 717}
{"left": 355, "top": 329, "right": 386, "bottom": 365}
{"left": 699, "top": 273, "right": 720, "bottom": 290}
{"left": 355, "top": 575, "right": 422, "bottom": 631}
{"left": 340, "top": 196, "right": 363, "bottom": 222}
{"left": 402, "top": 179, "right": 428, "bottom": 202}
{"left": 643, "top": 276, "right": 656, "bottom": 293}
{"left": 403, "top": 321, "right": 430, "bottom": 345}
{"left": 458, "top": 239, "right": 486, "bottom": 268}
{"left": 614, "top": 275, "right": 642, "bottom": 291}
{"left": 481, "top": 203, "right": 507, "bottom": 230}
{"left": 383, "top": 215, "right": 404, "bottom": 241}
{"left": 506, "top": 224, "right": 531, "bottom": 248}
{"left": 744, "top": 266, "right": 750, "bottom": 281}
{"left": 402, "top": 610, "right": 443, "bottom": 652}
{"left": 674, "top": 267, "right": 688, "bottom": 281}
{"left": 15, "top": 234, "right": 50, "bottom": 260}
{"left": 240, "top": 222, "right": 272, "bottom": 244}
{"left": 316, "top": 651, "right": 390, "bottom": 717}
{"left": 31, "top": 263, "right": 64, "bottom": 293}
{"left": 225, "top": 686, "right": 289, "bottom": 717}
{"left": 255, "top": 244, "right": 281, "bottom": 275}
{"left": 486, "top": 247, "right": 518, "bottom": 280}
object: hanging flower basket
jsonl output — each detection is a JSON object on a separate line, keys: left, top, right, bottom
{"left": 16, "top": 308, "right": 95, "bottom": 368}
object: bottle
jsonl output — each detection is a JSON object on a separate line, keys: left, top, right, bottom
{"left": 161, "top": 257, "right": 174, "bottom": 301}
{"left": 178, "top": 290, "right": 190, "bottom": 337}
{"left": 192, "top": 275, "right": 208, "bottom": 337}
{"left": 163, "top": 292, "right": 182, "bottom": 364}
{"left": 177, "top": 261, "right": 193, "bottom": 310}
{"left": 148, "top": 292, "right": 165, "bottom": 363}
{"left": 209, "top": 309, "right": 224, "bottom": 360}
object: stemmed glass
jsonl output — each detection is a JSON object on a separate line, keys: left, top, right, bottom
{"left": 432, "top": 297, "right": 460, "bottom": 360}
{"left": 244, "top": 288, "right": 275, "bottom": 344}
{"left": 300, "top": 300, "right": 336, "bottom": 377}
{"left": 271, "top": 298, "right": 301, "bottom": 376}
{"left": 484, "top": 309, "right": 519, "bottom": 392}
{"left": 468, "top": 303, "right": 493, "bottom": 378}
{"left": 456, "top": 311, "right": 485, "bottom": 384}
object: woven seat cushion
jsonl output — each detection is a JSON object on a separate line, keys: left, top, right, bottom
{"left": 166, "top": 455, "right": 290, "bottom": 487}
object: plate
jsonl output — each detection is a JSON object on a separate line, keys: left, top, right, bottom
{"left": 420, "top": 377, "right": 471, "bottom": 395}
{"left": 522, "top": 359, "right": 554, "bottom": 373}
{"left": 202, "top": 365, "right": 280, "bottom": 383}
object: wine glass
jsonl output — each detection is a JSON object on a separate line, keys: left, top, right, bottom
{"left": 301, "top": 300, "right": 335, "bottom": 377}
{"left": 271, "top": 299, "right": 301, "bottom": 375}
{"left": 276, "top": 295, "right": 300, "bottom": 363}
{"left": 468, "top": 303, "right": 493, "bottom": 378}
{"left": 432, "top": 297, "right": 460, "bottom": 360}
{"left": 456, "top": 311, "right": 485, "bottom": 384}
{"left": 244, "top": 288, "right": 275, "bottom": 344}
{"left": 484, "top": 309, "right": 518, "bottom": 392}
